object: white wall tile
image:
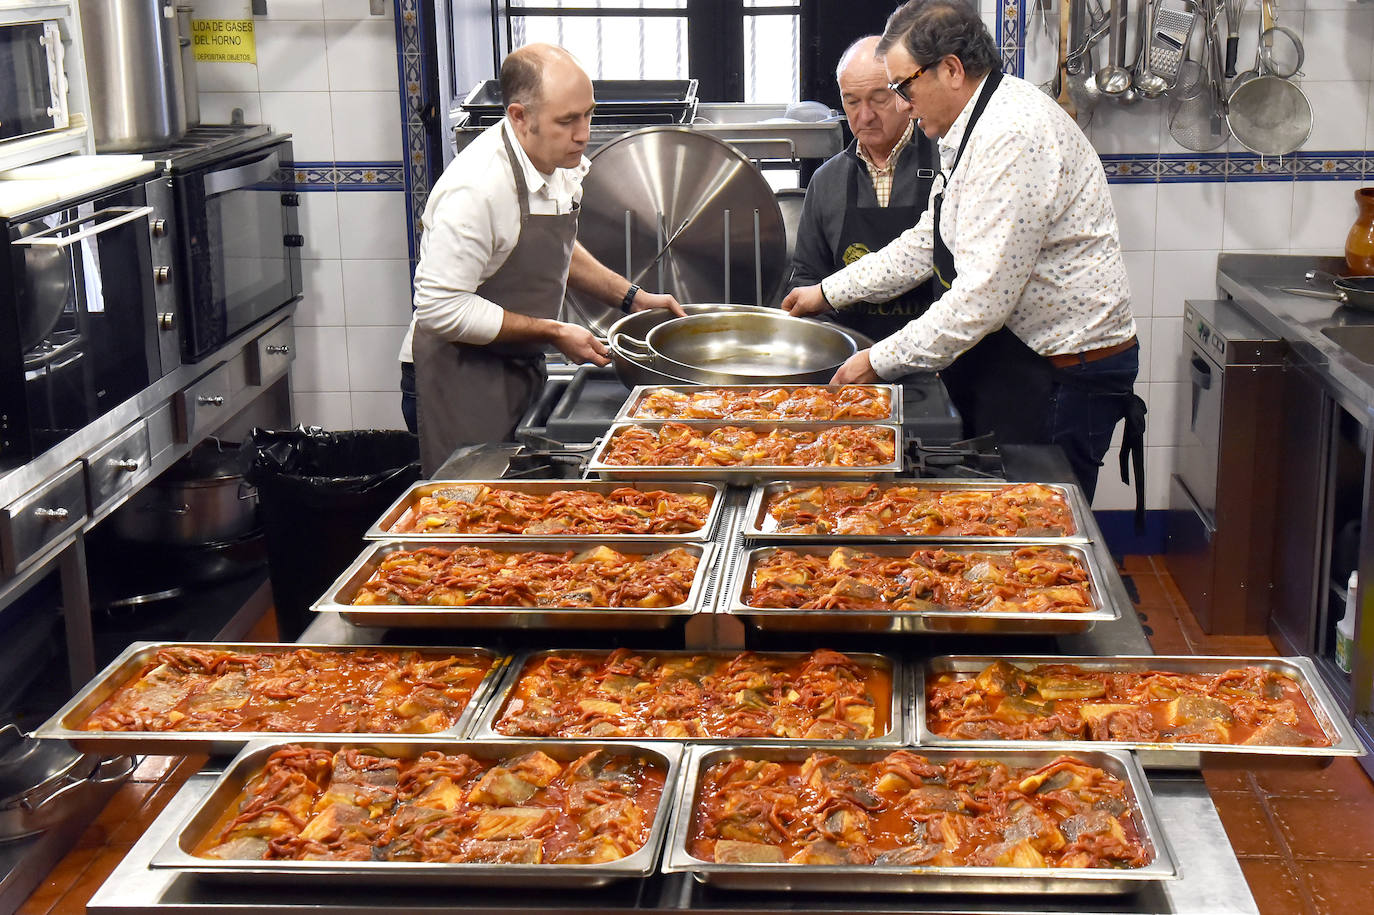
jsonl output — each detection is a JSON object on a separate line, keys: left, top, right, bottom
{"left": 1300, "top": 10, "right": 1374, "bottom": 82}
{"left": 1152, "top": 250, "right": 1219, "bottom": 318}
{"left": 260, "top": 92, "right": 335, "bottom": 160}
{"left": 1110, "top": 184, "right": 1159, "bottom": 252}
{"left": 190, "top": 1, "right": 251, "bottom": 20}
{"left": 1292, "top": 180, "right": 1362, "bottom": 251}
{"left": 256, "top": 21, "right": 330, "bottom": 92}
{"left": 299, "top": 192, "right": 341, "bottom": 260}
{"left": 1223, "top": 181, "right": 1296, "bottom": 250}
{"left": 350, "top": 392, "right": 407, "bottom": 430}
{"left": 330, "top": 92, "right": 403, "bottom": 161}
{"left": 297, "top": 258, "right": 345, "bottom": 326}
{"left": 326, "top": 0, "right": 393, "bottom": 19}
{"left": 1089, "top": 104, "right": 1163, "bottom": 155}
{"left": 1144, "top": 445, "right": 1175, "bottom": 510}
{"left": 1135, "top": 317, "right": 1154, "bottom": 384}
{"left": 197, "top": 60, "right": 259, "bottom": 93}
{"left": 1122, "top": 251, "right": 1155, "bottom": 318}
{"left": 1093, "top": 448, "right": 1138, "bottom": 511}
{"left": 1154, "top": 183, "right": 1225, "bottom": 252}
{"left": 342, "top": 259, "right": 413, "bottom": 326}
{"left": 346, "top": 325, "right": 409, "bottom": 390}
{"left": 1303, "top": 81, "right": 1371, "bottom": 151}
{"left": 1145, "top": 381, "right": 1184, "bottom": 448}
{"left": 337, "top": 192, "right": 410, "bottom": 260}
{"left": 293, "top": 326, "right": 350, "bottom": 392}
{"left": 291, "top": 391, "right": 352, "bottom": 429}
{"left": 1150, "top": 316, "right": 1185, "bottom": 384}
{"left": 262, "top": 0, "right": 324, "bottom": 19}
{"left": 325, "top": 20, "right": 400, "bottom": 93}
{"left": 197, "top": 91, "right": 261, "bottom": 125}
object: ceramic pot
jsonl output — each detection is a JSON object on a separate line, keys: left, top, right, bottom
{"left": 1345, "top": 187, "right": 1374, "bottom": 275}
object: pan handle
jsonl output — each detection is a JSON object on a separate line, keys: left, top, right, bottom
{"left": 612, "top": 333, "right": 654, "bottom": 359}
{"left": 19, "top": 755, "right": 135, "bottom": 813}
{"left": 1281, "top": 286, "right": 1345, "bottom": 302}
{"left": 1305, "top": 269, "right": 1340, "bottom": 285}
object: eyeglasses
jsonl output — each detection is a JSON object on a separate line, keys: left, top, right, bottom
{"left": 887, "top": 62, "right": 933, "bottom": 102}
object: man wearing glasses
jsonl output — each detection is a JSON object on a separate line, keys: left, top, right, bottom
{"left": 787, "top": 35, "right": 940, "bottom": 342}
{"left": 782, "top": 0, "right": 1144, "bottom": 510}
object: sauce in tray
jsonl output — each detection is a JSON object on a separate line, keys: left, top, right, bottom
{"left": 925, "top": 661, "right": 1331, "bottom": 747}
{"left": 762, "top": 482, "right": 1077, "bottom": 537}
{"left": 80, "top": 647, "right": 492, "bottom": 734}
{"left": 193, "top": 745, "right": 667, "bottom": 865}
{"left": 687, "top": 751, "right": 1151, "bottom": 869}
{"left": 630, "top": 385, "right": 892, "bottom": 421}
{"left": 495, "top": 648, "right": 891, "bottom": 740}
{"left": 389, "top": 484, "right": 712, "bottom": 536}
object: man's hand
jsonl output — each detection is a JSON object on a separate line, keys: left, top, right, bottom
{"left": 632, "top": 289, "right": 686, "bottom": 317}
{"left": 552, "top": 322, "right": 611, "bottom": 366}
{"left": 832, "top": 349, "right": 880, "bottom": 384}
{"left": 781, "top": 284, "right": 833, "bottom": 319}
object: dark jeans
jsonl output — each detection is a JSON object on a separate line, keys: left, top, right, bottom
{"left": 1045, "top": 344, "right": 1142, "bottom": 502}
{"left": 400, "top": 361, "right": 417, "bottom": 435}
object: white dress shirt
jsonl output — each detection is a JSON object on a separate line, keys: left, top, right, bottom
{"left": 820, "top": 74, "right": 1136, "bottom": 380}
{"left": 398, "top": 119, "right": 590, "bottom": 362}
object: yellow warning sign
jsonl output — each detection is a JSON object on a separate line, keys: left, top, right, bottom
{"left": 191, "top": 19, "right": 256, "bottom": 64}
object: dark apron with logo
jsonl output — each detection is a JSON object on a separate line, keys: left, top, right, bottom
{"left": 413, "top": 129, "right": 579, "bottom": 475}
{"left": 829, "top": 144, "right": 939, "bottom": 341}
{"left": 929, "top": 70, "right": 1054, "bottom": 444}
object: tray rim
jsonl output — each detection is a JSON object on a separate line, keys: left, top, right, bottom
{"left": 659, "top": 743, "right": 1177, "bottom": 893}
{"left": 739, "top": 478, "right": 1094, "bottom": 544}
{"left": 585, "top": 420, "right": 904, "bottom": 483}
{"left": 468, "top": 648, "right": 907, "bottom": 745}
{"left": 363, "top": 478, "right": 726, "bottom": 543}
{"left": 148, "top": 737, "right": 684, "bottom": 888}
{"left": 313, "top": 535, "right": 719, "bottom": 620}
{"left": 31, "top": 642, "right": 510, "bottom": 755}
{"left": 723, "top": 542, "right": 1120, "bottom": 631}
{"left": 913, "top": 654, "right": 1366, "bottom": 767}
{"left": 612, "top": 384, "right": 903, "bottom": 426}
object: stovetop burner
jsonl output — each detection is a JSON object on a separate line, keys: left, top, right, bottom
{"left": 908, "top": 433, "right": 1005, "bottom": 479}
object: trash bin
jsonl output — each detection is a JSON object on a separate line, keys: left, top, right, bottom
{"left": 246, "top": 426, "right": 420, "bottom": 640}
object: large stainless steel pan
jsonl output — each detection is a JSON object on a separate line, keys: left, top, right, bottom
{"left": 1282, "top": 270, "right": 1374, "bottom": 312}
{"left": 635, "top": 312, "right": 857, "bottom": 383}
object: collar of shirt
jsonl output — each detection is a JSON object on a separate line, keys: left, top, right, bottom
{"left": 856, "top": 118, "right": 914, "bottom": 174}
{"left": 499, "top": 118, "right": 591, "bottom": 209}
{"left": 936, "top": 73, "right": 991, "bottom": 171}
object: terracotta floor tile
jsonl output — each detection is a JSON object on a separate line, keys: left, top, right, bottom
{"left": 244, "top": 606, "right": 278, "bottom": 641}
{"left": 1212, "top": 790, "right": 1284, "bottom": 857}
{"left": 50, "top": 843, "right": 133, "bottom": 915}
{"left": 17, "top": 846, "right": 96, "bottom": 915}
{"left": 130, "top": 755, "right": 182, "bottom": 783}
{"left": 1119, "top": 555, "right": 1158, "bottom": 574}
{"left": 1237, "top": 857, "right": 1314, "bottom": 915}
{"left": 1254, "top": 757, "right": 1374, "bottom": 800}
{"left": 1268, "top": 796, "right": 1374, "bottom": 859}
{"left": 169, "top": 753, "right": 209, "bottom": 781}
{"left": 1188, "top": 634, "right": 1280, "bottom": 657}
{"left": 1296, "top": 860, "right": 1374, "bottom": 915}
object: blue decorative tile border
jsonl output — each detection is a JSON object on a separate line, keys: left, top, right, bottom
{"left": 288, "top": 162, "right": 407, "bottom": 191}
{"left": 395, "top": 0, "right": 431, "bottom": 264}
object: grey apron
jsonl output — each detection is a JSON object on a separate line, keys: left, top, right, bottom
{"left": 413, "top": 128, "right": 579, "bottom": 475}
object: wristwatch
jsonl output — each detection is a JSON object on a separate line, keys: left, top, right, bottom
{"left": 620, "top": 283, "right": 641, "bottom": 312}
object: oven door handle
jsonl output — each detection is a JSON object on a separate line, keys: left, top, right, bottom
{"left": 12, "top": 206, "right": 154, "bottom": 249}
{"left": 204, "top": 153, "right": 280, "bottom": 197}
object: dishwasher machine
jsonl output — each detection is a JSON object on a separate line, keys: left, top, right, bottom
{"left": 1166, "top": 299, "right": 1288, "bottom": 634}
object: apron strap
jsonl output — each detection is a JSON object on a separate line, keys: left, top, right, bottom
{"left": 933, "top": 69, "right": 1003, "bottom": 289}
{"left": 500, "top": 126, "right": 533, "bottom": 223}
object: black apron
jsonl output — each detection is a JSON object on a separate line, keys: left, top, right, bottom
{"left": 828, "top": 142, "right": 939, "bottom": 341}
{"left": 928, "top": 69, "right": 1054, "bottom": 444}
{"left": 413, "top": 128, "right": 579, "bottom": 476}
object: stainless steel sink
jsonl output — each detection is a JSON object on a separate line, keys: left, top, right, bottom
{"left": 1321, "top": 325, "right": 1374, "bottom": 365}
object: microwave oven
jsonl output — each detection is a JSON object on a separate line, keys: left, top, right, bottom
{"left": 0, "top": 0, "right": 92, "bottom": 171}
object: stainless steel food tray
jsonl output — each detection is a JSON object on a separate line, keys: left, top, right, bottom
{"left": 313, "top": 539, "right": 715, "bottom": 630}
{"left": 470, "top": 649, "right": 906, "bottom": 745}
{"left": 724, "top": 542, "right": 1119, "bottom": 634}
{"left": 741, "top": 479, "right": 1093, "bottom": 543}
{"left": 661, "top": 744, "right": 1176, "bottom": 894}
{"left": 916, "top": 655, "right": 1366, "bottom": 769}
{"left": 613, "top": 384, "right": 902, "bottom": 425}
{"left": 32, "top": 642, "right": 509, "bottom": 755}
{"left": 586, "top": 421, "right": 904, "bottom": 484}
{"left": 363, "top": 479, "right": 725, "bottom": 542}
{"left": 151, "top": 738, "right": 682, "bottom": 888}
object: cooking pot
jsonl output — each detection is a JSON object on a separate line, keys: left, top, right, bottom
{"left": 1281, "top": 270, "right": 1374, "bottom": 312}
{"left": 614, "top": 311, "right": 860, "bottom": 385}
{"left": 111, "top": 440, "right": 258, "bottom": 546}
{"left": 0, "top": 724, "right": 133, "bottom": 839}
{"left": 607, "top": 303, "right": 770, "bottom": 387}
{"left": 17, "top": 222, "right": 74, "bottom": 352}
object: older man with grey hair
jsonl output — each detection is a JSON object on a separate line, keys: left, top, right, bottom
{"left": 788, "top": 35, "right": 941, "bottom": 342}
{"left": 783, "top": 0, "right": 1144, "bottom": 512}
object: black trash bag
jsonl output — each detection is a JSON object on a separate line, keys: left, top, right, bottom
{"left": 246, "top": 426, "right": 420, "bottom": 640}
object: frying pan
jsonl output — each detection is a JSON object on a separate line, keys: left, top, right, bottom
{"left": 1281, "top": 271, "right": 1374, "bottom": 311}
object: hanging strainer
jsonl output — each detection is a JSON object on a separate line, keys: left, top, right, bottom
{"left": 1227, "top": 74, "right": 1312, "bottom": 157}
{"left": 1168, "top": 2, "right": 1230, "bottom": 151}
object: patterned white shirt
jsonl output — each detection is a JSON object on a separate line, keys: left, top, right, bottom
{"left": 820, "top": 74, "right": 1136, "bottom": 380}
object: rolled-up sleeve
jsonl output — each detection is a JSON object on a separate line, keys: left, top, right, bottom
{"left": 411, "top": 188, "right": 505, "bottom": 345}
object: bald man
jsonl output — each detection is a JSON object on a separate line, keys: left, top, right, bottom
{"left": 400, "top": 43, "right": 682, "bottom": 473}
{"left": 787, "top": 35, "right": 941, "bottom": 342}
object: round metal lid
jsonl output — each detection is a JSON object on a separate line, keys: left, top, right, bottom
{"left": 563, "top": 127, "right": 787, "bottom": 337}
